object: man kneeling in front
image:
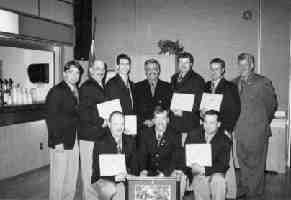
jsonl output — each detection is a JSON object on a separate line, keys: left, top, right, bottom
{"left": 185, "top": 110, "right": 232, "bottom": 200}
{"left": 91, "top": 111, "right": 139, "bottom": 200}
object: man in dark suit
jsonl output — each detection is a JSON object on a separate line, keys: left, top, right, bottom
{"left": 106, "top": 54, "right": 135, "bottom": 115}
{"left": 134, "top": 58, "right": 172, "bottom": 130}
{"left": 138, "top": 106, "right": 180, "bottom": 176}
{"left": 138, "top": 106, "right": 187, "bottom": 199}
{"left": 45, "top": 60, "right": 83, "bottom": 200}
{"left": 91, "top": 111, "right": 139, "bottom": 200}
{"left": 204, "top": 58, "right": 241, "bottom": 133}
{"left": 170, "top": 52, "right": 205, "bottom": 134}
{"left": 233, "top": 53, "right": 277, "bottom": 199}
{"left": 79, "top": 60, "right": 108, "bottom": 200}
{"left": 185, "top": 110, "right": 232, "bottom": 200}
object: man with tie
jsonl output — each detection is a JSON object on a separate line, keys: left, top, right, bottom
{"left": 204, "top": 58, "right": 241, "bottom": 199}
{"left": 91, "top": 111, "right": 139, "bottom": 200}
{"left": 45, "top": 60, "right": 83, "bottom": 200}
{"left": 233, "top": 53, "right": 277, "bottom": 199}
{"left": 170, "top": 52, "right": 205, "bottom": 134}
{"left": 204, "top": 58, "right": 241, "bottom": 134}
{"left": 138, "top": 106, "right": 188, "bottom": 199}
{"left": 79, "top": 60, "right": 108, "bottom": 200}
{"left": 106, "top": 54, "right": 135, "bottom": 115}
{"left": 138, "top": 106, "right": 180, "bottom": 177}
{"left": 134, "top": 58, "right": 172, "bottom": 130}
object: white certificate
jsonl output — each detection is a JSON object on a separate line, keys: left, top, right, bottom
{"left": 124, "top": 115, "right": 137, "bottom": 135}
{"left": 99, "top": 154, "right": 127, "bottom": 176}
{"left": 97, "top": 99, "right": 122, "bottom": 120}
{"left": 185, "top": 144, "right": 212, "bottom": 167}
{"left": 170, "top": 93, "right": 195, "bottom": 112}
{"left": 200, "top": 93, "right": 223, "bottom": 112}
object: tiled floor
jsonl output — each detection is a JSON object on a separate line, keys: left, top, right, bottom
{"left": 0, "top": 166, "right": 290, "bottom": 200}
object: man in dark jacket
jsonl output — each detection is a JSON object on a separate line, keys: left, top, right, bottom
{"left": 233, "top": 53, "right": 277, "bottom": 199}
{"left": 79, "top": 60, "right": 108, "bottom": 200}
{"left": 134, "top": 58, "right": 172, "bottom": 130}
{"left": 138, "top": 106, "right": 180, "bottom": 177}
{"left": 106, "top": 54, "right": 135, "bottom": 115}
{"left": 91, "top": 111, "right": 138, "bottom": 200}
{"left": 204, "top": 58, "right": 241, "bottom": 133}
{"left": 45, "top": 60, "right": 83, "bottom": 200}
{"left": 170, "top": 52, "right": 205, "bottom": 134}
{"left": 185, "top": 110, "right": 232, "bottom": 200}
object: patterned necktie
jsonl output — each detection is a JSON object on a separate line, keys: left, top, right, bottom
{"left": 177, "top": 73, "right": 184, "bottom": 83}
{"left": 239, "top": 78, "right": 247, "bottom": 94}
{"left": 150, "top": 81, "right": 156, "bottom": 97}
{"left": 156, "top": 133, "right": 163, "bottom": 145}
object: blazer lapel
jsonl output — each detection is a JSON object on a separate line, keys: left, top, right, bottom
{"left": 61, "top": 81, "right": 78, "bottom": 104}
{"left": 214, "top": 78, "right": 226, "bottom": 94}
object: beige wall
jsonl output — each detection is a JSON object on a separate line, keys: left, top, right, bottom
{"left": 92, "top": 0, "right": 290, "bottom": 110}
{"left": 92, "top": 0, "right": 258, "bottom": 80}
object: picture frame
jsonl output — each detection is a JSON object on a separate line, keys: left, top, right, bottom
{"left": 126, "top": 176, "right": 179, "bottom": 200}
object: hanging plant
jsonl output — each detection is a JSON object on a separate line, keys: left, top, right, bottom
{"left": 158, "top": 40, "right": 184, "bottom": 55}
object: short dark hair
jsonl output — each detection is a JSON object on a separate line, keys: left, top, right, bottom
{"left": 237, "top": 53, "right": 255, "bottom": 66}
{"left": 203, "top": 110, "right": 221, "bottom": 122}
{"left": 63, "top": 60, "right": 83, "bottom": 74}
{"left": 116, "top": 54, "right": 131, "bottom": 65}
{"left": 144, "top": 58, "right": 161, "bottom": 72}
{"left": 177, "top": 52, "right": 194, "bottom": 64}
{"left": 108, "top": 111, "right": 124, "bottom": 122}
{"left": 153, "top": 105, "right": 168, "bottom": 118}
{"left": 210, "top": 58, "right": 225, "bottom": 69}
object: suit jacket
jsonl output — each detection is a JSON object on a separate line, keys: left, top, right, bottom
{"left": 233, "top": 72, "right": 277, "bottom": 141}
{"left": 79, "top": 78, "right": 107, "bottom": 141}
{"left": 185, "top": 126, "right": 232, "bottom": 177}
{"left": 170, "top": 70, "right": 205, "bottom": 133}
{"left": 91, "top": 128, "right": 139, "bottom": 183}
{"left": 45, "top": 81, "right": 79, "bottom": 149}
{"left": 138, "top": 126, "right": 180, "bottom": 176}
{"left": 205, "top": 78, "right": 241, "bottom": 132}
{"left": 134, "top": 79, "right": 172, "bottom": 126}
{"left": 105, "top": 74, "right": 135, "bottom": 115}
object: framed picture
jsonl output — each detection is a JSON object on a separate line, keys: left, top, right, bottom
{"left": 127, "top": 176, "right": 178, "bottom": 200}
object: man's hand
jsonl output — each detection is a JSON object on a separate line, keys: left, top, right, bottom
{"left": 143, "top": 120, "right": 154, "bottom": 128}
{"left": 115, "top": 172, "right": 127, "bottom": 182}
{"left": 55, "top": 143, "right": 64, "bottom": 153}
{"left": 191, "top": 163, "right": 205, "bottom": 175}
{"left": 139, "top": 170, "right": 148, "bottom": 176}
{"left": 173, "top": 109, "right": 183, "bottom": 117}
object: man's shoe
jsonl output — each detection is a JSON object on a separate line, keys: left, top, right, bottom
{"left": 237, "top": 186, "right": 249, "bottom": 198}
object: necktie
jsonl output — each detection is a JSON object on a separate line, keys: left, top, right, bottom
{"left": 157, "top": 133, "right": 163, "bottom": 145}
{"left": 239, "top": 79, "right": 246, "bottom": 94}
{"left": 211, "top": 82, "right": 215, "bottom": 93}
{"left": 117, "top": 142, "right": 122, "bottom": 153}
{"left": 150, "top": 81, "right": 156, "bottom": 97}
{"left": 72, "top": 87, "right": 79, "bottom": 102}
{"left": 177, "top": 73, "right": 183, "bottom": 83}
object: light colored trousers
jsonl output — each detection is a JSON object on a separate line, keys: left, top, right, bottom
{"left": 49, "top": 139, "right": 79, "bottom": 200}
{"left": 79, "top": 140, "right": 99, "bottom": 200}
{"left": 191, "top": 173, "right": 226, "bottom": 200}
{"left": 225, "top": 145, "right": 237, "bottom": 199}
{"left": 93, "top": 179, "right": 125, "bottom": 200}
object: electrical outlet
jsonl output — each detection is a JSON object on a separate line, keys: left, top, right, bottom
{"left": 40, "top": 142, "right": 43, "bottom": 150}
